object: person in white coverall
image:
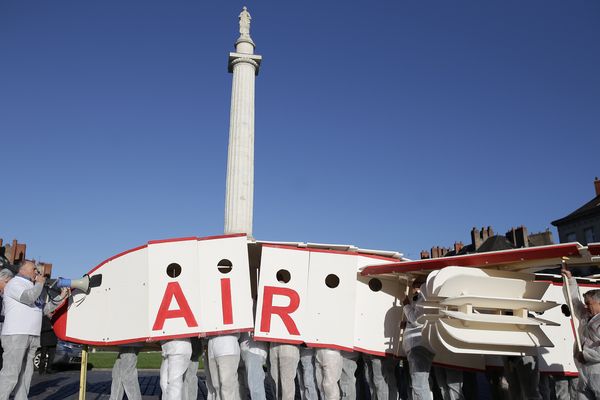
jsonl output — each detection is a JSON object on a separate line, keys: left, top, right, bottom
{"left": 363, "top": 353, "right": 400, "bottom": 400}
{"left": 403, "top": 282, "right": 435, "bottom": 400}
{"left": 563, "top": 267, "right": 600, "bottom": 399}
{"left": 0, "top": 260, "right": 68, "bottom": 400}
{"left": 315, "top": 348, "right": 343, "bottom": 400}
{"left": 239, "top": 332, "right": 268, "bottom": 399}
{"left": 109, "top": 345, "right": 143, "bottom": 400}
{"left": 269, "top": 342, "right": 300, "bottom": 400}
{"left": 298, "top": 345, "right": 319, "bottom": 400}
{"left": 339, "top": 350, "right": 359, "bottom": 400}
{"left": 183, "top": 338, "right": 202, "bottom": 400}
{"left": 160, "top": 338, "right": 193, "bottom": 400}
{"left": 207, "top": 334, "right": 241, "bottom": 400}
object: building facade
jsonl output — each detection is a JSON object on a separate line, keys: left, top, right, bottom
{"left": 551, "top": 178, "right": 600, "bottom": 245}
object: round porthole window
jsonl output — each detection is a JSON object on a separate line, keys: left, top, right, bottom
{"left": 218, "top": 259, "right": 233, "bottom": 274}
{"left": 276, "top": 269, "right": 291, "bottom": 283}
{"left": 325, "top": 274, "right": 340, "bottom": 288}
{"left": 368, "top": 278, "right": 382, "bottom": 292}
{"left": 166, "top": 263, "right": 182, "bottom": 278}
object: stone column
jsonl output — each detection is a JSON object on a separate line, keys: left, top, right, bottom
{"left": 224, "top": 7, "right": 262, "bottom": 237}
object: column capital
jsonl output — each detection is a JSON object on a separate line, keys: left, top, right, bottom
{"left": 228, "top": 52, "right": 262, "bottom": 75}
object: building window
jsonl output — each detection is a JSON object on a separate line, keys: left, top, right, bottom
{"left": 566, "top": 232, "right": 577, "bottom": 242}
{"left": 584, "top": 227, "right": 595, "bottom": 244}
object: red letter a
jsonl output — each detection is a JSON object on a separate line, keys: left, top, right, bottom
{"left": 152, "top": 282, "right": 198, "bottom": 331}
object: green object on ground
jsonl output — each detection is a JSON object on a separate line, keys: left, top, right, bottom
{"left": 87, "top": 351, "right": 203, "bottom": 370}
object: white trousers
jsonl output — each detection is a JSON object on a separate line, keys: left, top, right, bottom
{"left": 315, "top": 348, "right": 343, "bottom": 400}
{"left": 109, "top": 347, "right": 141, "bottom": 400}
{"left": 208, "top": 354, "right": 241, "bottom": 400}
{"left": 269, "top": 343, "right": 300, "bottom": 400}
{"left": 160, "top": 339, "right": 193, "bottom": 400}
{"left": 0, "top": 335, "right": 39, "bottom": 400}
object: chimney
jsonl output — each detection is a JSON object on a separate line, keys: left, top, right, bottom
{"left": 454, "top": 241, "right": 464, "bottom": 254}
{"left": 515, "top": 226, "right": 529, "bottom": 248}
{"left": 431, "top": 246, "right": 439, "bottom": 258}
{"left": 487, "top": 226, "right": 494, "bottom": 238}
{"left": 481, "top": 226, "right": 489, "bottom": 242}
{"left": 40, "top": 262, "right": 52, "bottom": 278}
{"left": 595, "top": 177, "right": 600, "bottom": 196}
{"left": 471, "top": 227, "right": 482, "bottom": 250}
{"left": 506, "top": 227, "right": 517, "bottom": 247}
{"left": 528, "top": 229, "right": 554, "bottom": 247}
{"left": 7, "top": 240, "right": 26, "bottom": 264}
{"left": 420, "top": 250, "right": 430, "bottom": 260}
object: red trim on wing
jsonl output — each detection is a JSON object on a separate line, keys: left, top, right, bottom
{"left": 59, "top": 336, "right": 150, "bottom": 346}
{"left": 550, "top": 281, "right": 600, "bottom": 288}
{"left": 541, "top": 371, "right": 580, "bottom": 377}
{"left": 261, "top": 244, "right": 398, "bottom": 261}
{"left": 306, "top": 342, "right": 354, "bottom": 353}
{"left": 253, "top": 336, "right": 304, "bottom": 345}
{"left": 588, "top": 243, "right": 600, "bottom": 256}
{"left": 88, "top": 233, "right": 247, "bottom": 275}
{"left": 88, "top": 244, "right": 148, "bottom": 275}
{"left": 352, "top": 346, "right": 388, "bottom": 357}
{"left": 58, "top": 328, "right": 254, "bottom": 346}
{"left": 149, "top": 233, "right": 246, "bottom": 244}
{"left": 197, "top": 233, "right": 247, "bottom": 241}
{"left": 361, "top": 243, "right": 582, "bottom": 276}
{"left": 201, "top": 327, "right": 254, "bottom": 337}
{"left": 51, "top": 302, "right": 68, "bottom": 340}
{"left": 148, "top": 237, "right": 198, "bottom": 244}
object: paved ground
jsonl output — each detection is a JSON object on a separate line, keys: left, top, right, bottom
{"left": 29, "top": 369, "right": 209, "bottom": 400}
{"left": 27, "top": 368, "right": 494, "bottom": 400}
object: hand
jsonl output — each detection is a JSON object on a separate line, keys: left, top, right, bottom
{"left": 60, "top": 288, "right": 70, "bottom": 298}
{"left": 575, "top": 350, "right": 585, "bottom": 363}
{"left": 561, "top": 263, "right": 572, "bottom": 279}
{"left": 35, "top": 274, "right": 46, "bottom": 285}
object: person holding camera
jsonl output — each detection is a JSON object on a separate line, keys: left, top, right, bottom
{"left": 0, "top": 260, "right": 68, "bottom": 400}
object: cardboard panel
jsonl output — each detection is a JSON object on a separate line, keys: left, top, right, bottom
{"left": 148, "top": 239, "right": 202, "bottom": 338}
{"left": 254, "top": 246, "right": 309, "bottom": 343}
{"left": 424, "top": 322, "right": 486, "bottom": 370}
{"left": 196, "top": 235, "right": 254, "bottom": 334}
{"left": 64, "top": 246, "right": 148, "bottom": 344}
{"left": 536, "top": 283, "right": 581, "bottom": 374}
{"left": 304, "top": 251, "right": 357, "bottom": 350}
{"left": 430, "top": 267, "right": 547, "bottom": 299}
{"left": 354, "top": 255, "right": 404, "bottom": 356}
{"left": 104, "top": 248, "right": 150, "bottom": 342}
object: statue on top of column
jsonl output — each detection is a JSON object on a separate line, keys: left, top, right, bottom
{"left": 239, "top": 6, "right": 251, "bottom": 37}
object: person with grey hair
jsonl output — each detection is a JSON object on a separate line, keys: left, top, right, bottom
{"left": 0, "top": 268, "right": 14, "bottom": 370}
{"left": 562, "top": 267, "right": 600, "bottom": 399}
{"left": 0, "top": 260, "right": 68, "bottom": 400}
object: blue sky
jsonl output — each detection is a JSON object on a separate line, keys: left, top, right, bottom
{"left": 1, "top": 1, "right": 599, "bottom": 278}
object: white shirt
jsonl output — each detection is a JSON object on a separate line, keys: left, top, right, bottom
{"left": 402, "top": 284, "right": 432, "bottom": 354}
{"left": 1, "top": 276, "right": 43, "bottom": 336}
{"left": 207, "top": 334, "right": 240, "bottom": 358}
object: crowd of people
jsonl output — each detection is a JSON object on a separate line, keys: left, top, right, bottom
{"left": 0, "top": 259, "right": 599, "bottom": 400}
